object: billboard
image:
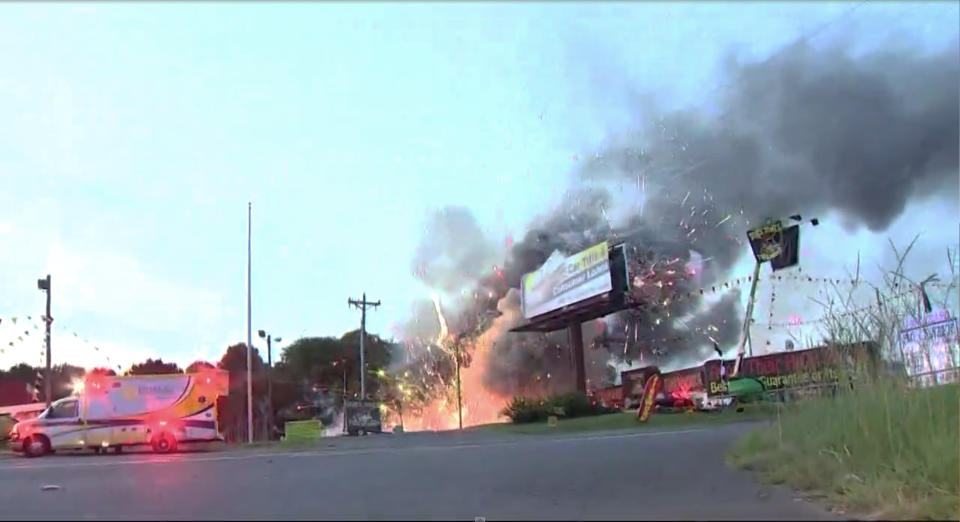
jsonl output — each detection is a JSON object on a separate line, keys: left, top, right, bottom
{"left": 770, "top": 224, "right": 800, "bottom": 271}
{"left": 897, "top": 310, "right": 959, "bottom": 386}
{"left": 702, "top": 343, "right": 878, "bottom": 396}
{"left": 521, "top": 241, "right": 612, "bottom": 320}
{"left": 747, "top": 220, "right": 785, "bottom": 263}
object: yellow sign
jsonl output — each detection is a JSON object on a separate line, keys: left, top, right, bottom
{"left": 521, "top": 241, "right": 611, "bottom": 319}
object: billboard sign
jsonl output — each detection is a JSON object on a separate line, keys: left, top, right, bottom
{"left": 897, "top": 310, "right": 959, "bottom": 386}
{"left": 746, "top": 220, "right": 785, "bottom": 263}
{"left": 703, "top": 346, "right": 848, "bottom": 397}
{"left": 770, "top": 224, "right": 800, "bottom": 271}
{"left": 521, "top": 241, "right": 612, "bottom": 320}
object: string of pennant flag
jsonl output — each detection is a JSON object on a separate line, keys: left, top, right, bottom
{"left": 765, "top": 283, "right": 948, "bottom": 328}
{"left": 644, "top": 268, "right": 953, "bottom": 309}
{"left": 602, "top": 275, "right": 949, "bottom": 349}
{"left": 0, "top": 314, "right": 123, "bottom": 372}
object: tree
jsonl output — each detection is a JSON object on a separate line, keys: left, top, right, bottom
{"left": 217, "top": 343, "right": 270, "bottom": 443}
{"left": 186, "top": 360, "right": 216, "bottom": 373}
{"left": 218, "top": 343, "right": 265, "bottom": 375}
{"left": 126, "top": 358, "right": 182, "bottom": 376}
{"left": 4, "top": 363, "right": 37, "bottom": 386}
{"left": 279, "top": 330, "right": 397, "bottom": 399}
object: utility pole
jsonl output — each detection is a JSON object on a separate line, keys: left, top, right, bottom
{"left": 246, "top": 202, "right": 253, "bottom": 444}
{"left": 258, "top": 330, "right": 281, "bottom": 439}
{"left": 348, "top": 293, "right": 380, "bottom": 400}
{"left": 37, "top": 275, "right": 52, "bottom": 409}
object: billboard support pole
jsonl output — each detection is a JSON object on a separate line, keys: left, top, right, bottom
{"left": 569, "top": 322, "right": 586, "bottom": 393}
{"left": 733, "top": 260, "right": 763, "bottom": 377}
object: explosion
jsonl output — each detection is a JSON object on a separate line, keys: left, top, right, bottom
{"left": 386, "top": 37, "right": 958, "bottom": 431}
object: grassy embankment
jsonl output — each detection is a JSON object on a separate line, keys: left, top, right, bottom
{"left": 727, "top": 381, "right": 959, "bottom": 520}
{"left": 470, "top": 402, "right": 778, "bottom": 435}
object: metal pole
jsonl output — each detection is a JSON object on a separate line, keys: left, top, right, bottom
{"left": 43, "top": 275, "right": 52, "bottom": 409}
{"left": 733, "top": 260, "right": 763, "bottom": 377}
{"left": 246, "top": 202, "right": 254, "bottom": 444}
{"left": 455, "top": 337, "right": 463, "bottom": 430}
{"left": 360, "top": 292, "right": 366, "bottom": 400}
{"left": 569, "top": 322, "right": 586, "bottom": 393}
{"left": 267, "top": 335, "right": 274, "bottom": 437}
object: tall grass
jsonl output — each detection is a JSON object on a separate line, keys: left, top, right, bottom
{"left": 730, "top": 238, "right": 960, "bottom": 520}
{"left": 730, "top": 380, "right": 958, "bottom": 519}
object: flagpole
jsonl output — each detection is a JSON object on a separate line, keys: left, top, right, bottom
{"left": 246, "top": 202, "right": 254, "bottom": 444}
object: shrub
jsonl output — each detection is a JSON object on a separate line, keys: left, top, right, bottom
{"left": 547, "top": 392, "right": 598, "bottom": 418}
{"left": 500, "top": 396, "right": 549, "bottom": 423}
{"left": 502, "top": 392, "right": 617, "bottom": 423}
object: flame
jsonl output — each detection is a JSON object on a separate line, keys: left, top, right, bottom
{"left": 396, "top": 294, "right": 512, "bottom": 432}
{"left": 431, "top": 293, "right": 449, "bottom": 347}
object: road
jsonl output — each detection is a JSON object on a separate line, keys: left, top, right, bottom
{"left": 0, "top": 423, "right": 839, "bottom": 521}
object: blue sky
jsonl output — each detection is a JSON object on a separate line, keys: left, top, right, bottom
{"left": 0, "top": 2, "right": 957, "bottom": 371}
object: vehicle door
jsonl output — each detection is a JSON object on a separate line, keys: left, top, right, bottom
{"left": 43, "top": 398, "right": 84, "bottom": 450}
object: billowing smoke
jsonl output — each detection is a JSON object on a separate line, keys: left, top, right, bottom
{"left": 397, "top": 38, "right": 959, "bottom": 399}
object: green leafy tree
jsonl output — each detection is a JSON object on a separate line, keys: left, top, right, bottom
{"left": 278, "top": 330, "right": 398, "bottom": 402}
{"left": 125, "top": 358, "right": 183, "bottom": 376}
{"left": 4, "top": 363, "right": 37, "bottom": 386}
{"left": 217, "top": 343, "right": 270, "bottom": 442}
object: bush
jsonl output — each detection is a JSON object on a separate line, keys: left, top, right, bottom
{"left": 502, "top": 392, "right": 616, "bottom": 423}
{"left": 548, "top": 392, "right": 599, "bottom": 418}
{"left": 500, "top": 396, "right": 549, "bottom": 424}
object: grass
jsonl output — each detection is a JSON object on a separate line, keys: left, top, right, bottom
{"left": 727, "top": 381, "right": 959, "bottom": 520}
{"left": 470, "top": 402, "right": 779, "bottom": 435}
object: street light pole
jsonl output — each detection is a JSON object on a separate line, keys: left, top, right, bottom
{"left": 37, "top": 275, "right": 52, "bottom": 409}
{"left": 246, "top": 202, "right": 254, "bottom": 444}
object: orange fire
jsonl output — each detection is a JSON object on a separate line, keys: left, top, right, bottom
{"left": 394, "top": 295, "right": 515, "bottom": 431}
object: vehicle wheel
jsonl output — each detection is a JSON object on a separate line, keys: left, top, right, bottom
{"left": 151, "top": 433, "right": 177, "bottom": 454}
{"left": 113, "top": 446, "right": 123, "bottom": 455}
{"left": 93, "top": 447, "right": 102, "bottom": 455}
{"left": 24, "top": 436, "right": 50, "bottom": 458}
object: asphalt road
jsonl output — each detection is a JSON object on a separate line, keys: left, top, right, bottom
{"left": 0, "top": 423, "right": 839, "bottom": 521}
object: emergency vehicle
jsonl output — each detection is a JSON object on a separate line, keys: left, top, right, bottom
{"left": 7, "top": 369, "right": 229, "bottom": 458}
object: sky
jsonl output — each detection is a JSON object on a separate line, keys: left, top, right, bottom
{"left": 0, "top": 1, "right": 957, "bottom": 372}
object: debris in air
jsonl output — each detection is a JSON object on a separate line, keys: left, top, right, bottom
{"left": 41, "top": 485, "right": 62, "bottom": 491}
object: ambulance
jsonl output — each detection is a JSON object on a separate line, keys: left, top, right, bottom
{"left": 7, "top": 369, "right": 229, "bottom": 458}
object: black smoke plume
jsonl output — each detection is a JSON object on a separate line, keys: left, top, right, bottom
{"left": 399, "top": 38, "right": 959, "bottom": 397}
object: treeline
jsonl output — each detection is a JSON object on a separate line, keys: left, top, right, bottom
{"left": 0, "top": 330, "right": 399, "bottom": 442}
